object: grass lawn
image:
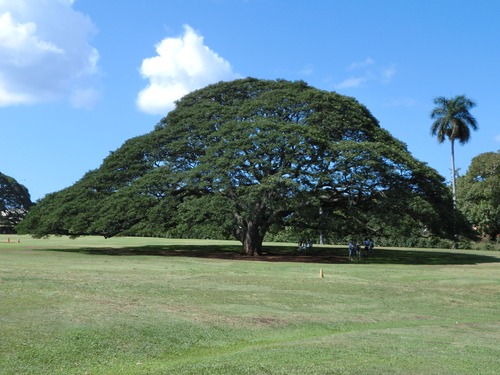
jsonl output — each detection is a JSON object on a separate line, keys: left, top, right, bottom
{"left": 0, "top": 235, "right": 499, "bottom": 374}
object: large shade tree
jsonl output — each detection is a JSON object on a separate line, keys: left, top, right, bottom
{"left": 0, "top": 172, "right": 32, "bottom": 233}
{"left": 457, "top": 151, "right": 499, "bottom": 240}
{"left": 19, "top": 78, "right": 457, "bottom": 254}
{"left": 430, "top": 95, "right": 478, "bottom": 205}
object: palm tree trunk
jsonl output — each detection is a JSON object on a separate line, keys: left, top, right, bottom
{"left": 451, "top": 139, "right": 457, "bottom": 207}
{"left": 450, "top": 139, "right": 459, "bottom": 248}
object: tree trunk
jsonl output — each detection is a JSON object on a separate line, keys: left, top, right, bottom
{"left": 450, "top": 139, "right": 459, "bottom": 248}
{"left": 232, "top": 209, "right": 267, "bottom": 256}
{"left": 242, "top": 221, "right": 264, "bottom": 256}
{"left": 451, "top": 139, "right": 457, "bottom": 207}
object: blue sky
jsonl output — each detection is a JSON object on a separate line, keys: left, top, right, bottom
{"left": 1, "top": 0, "right": 499, "bottom": 201}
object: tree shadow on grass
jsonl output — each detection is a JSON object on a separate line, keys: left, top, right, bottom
{"left": 354, "top": 248, "right": 500, "bottom": 266}
{"left": 44, "top": 244, "right": 500, "bottom": 266}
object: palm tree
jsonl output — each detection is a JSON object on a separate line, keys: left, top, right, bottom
{"left": 430, "top": 95, "right": 478, "bottom": 206}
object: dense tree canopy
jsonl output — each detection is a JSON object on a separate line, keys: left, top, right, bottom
{"left": 19, "top": 78, "right": 457, "bottom": 254}
{"left": 457, "top": 151, "right": 499, "bottom": 240}
{"left": 0, "top": 172, "right": 32, "bottom": 233}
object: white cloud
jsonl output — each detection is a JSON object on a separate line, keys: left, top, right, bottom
{"left": 381, "top": 64, "right": 397, "bottom": 83}
{"left": 300, "top": 64, "right": 314, "bottom": 76}
{"left": 0, "top": 0, "right": 99, "bottom": 107}
{"left": 335, "top": 76, "right": 367, "bottom": 89}
{"left": 385, "top": 97, "right": 417, "bottom": 107}
{"left": 0, "top": 12, "right": 63, "bottom": 55}
{"left": 137, "top": 25, "right": 239, "bottom": 115}
{"left": 335, "top": 58, "right": 396, "bottom": 90}
{"left": 70, "top": 87, "right": 100, "bottom": 109}
{"left": 347, "top": 57, "right": 374, "bottom": 71}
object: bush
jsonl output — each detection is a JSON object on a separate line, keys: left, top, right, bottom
{"left": 465, "top": 239, "right": 500, "bottom": 251}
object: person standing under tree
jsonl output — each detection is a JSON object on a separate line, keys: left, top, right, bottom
{"left": 364, "top": 239, "right": 370, "bottom": 256}
{"left": 348, "top": 241, "right": 355, "bottom": 260}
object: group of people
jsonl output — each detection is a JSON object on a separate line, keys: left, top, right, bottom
{"left": 348, "top": 239, "right": 374, "bottom": 260}
{"left": 296, "top": 238, "right": 375, "bottom": 259}
{"left": 298, "top": 239, "right": 314, "bottom": 253}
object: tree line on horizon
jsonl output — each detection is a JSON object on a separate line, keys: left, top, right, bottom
{"left": 2, "top": 78, "right": 497, "bottom": 251}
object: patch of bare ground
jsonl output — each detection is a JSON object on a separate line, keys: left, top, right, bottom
{"left": 195, "top": 251, "right": 349, "bottom": 264}
{"left": 90, "top": 247, "right": 350, "bottom": 263}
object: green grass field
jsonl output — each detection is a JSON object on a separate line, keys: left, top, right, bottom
{"left": 1, "top": 235, "right": 499, "bottom": 374}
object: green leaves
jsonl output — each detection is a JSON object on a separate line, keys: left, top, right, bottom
{"left": 430, "top": 95, "right": 478, "bottom": 144}
{"left": 20, "top": 78, "right": 458, "bottom": 250}
{"left": 0, "top": 173, "right": 32, "bottom": 232}
{"left": 457, "top": 151, "right": 500, "bottom": 240}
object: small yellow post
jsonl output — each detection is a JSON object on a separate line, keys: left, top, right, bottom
{"left": 319, "top": 268, "right": 324, "bottom": 278}
{"left": 7, "top": 237, "right": 10, "bottom": 243}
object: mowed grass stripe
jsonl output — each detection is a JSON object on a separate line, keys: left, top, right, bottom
{"left": 0, "top": 235, "right": 499, "bottom": 374}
